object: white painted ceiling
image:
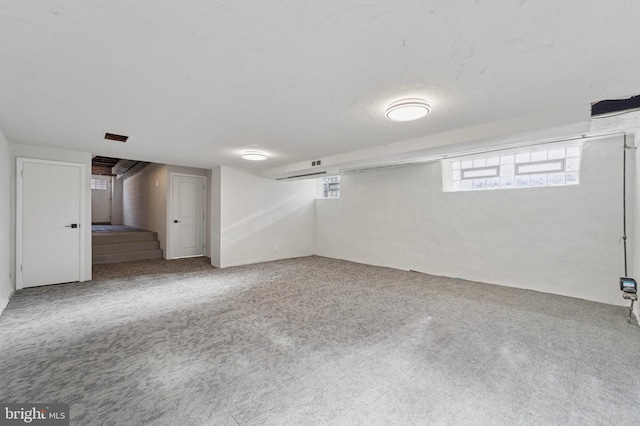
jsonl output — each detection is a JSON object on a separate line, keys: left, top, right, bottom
{"left": 1, "top": 1, "right": 638, "bottom": 171}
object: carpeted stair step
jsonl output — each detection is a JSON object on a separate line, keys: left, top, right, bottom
{"left": 93, "top": 240, "right": 160, "bottom": 255}
{"left": 92, "top": 249, "right": 163, "bottom": 264}
{"left": 92, "top": 230, "right": 163, "bottom": 264}
{"left": 93, "top": 231, "right": 158, "bottom": 245}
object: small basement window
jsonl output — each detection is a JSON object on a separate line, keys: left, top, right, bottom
{"left": 91, "top": 178, "right": 108, "bottom": 190}
{"left": 317, "top": 176, "right": 340, "bottom": 198}
{"left": 442, "top": 142, "right": 582, "bottom": 192}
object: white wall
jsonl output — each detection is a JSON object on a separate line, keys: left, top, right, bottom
{"left": 218, "top": 166, "right": 315, "bottom": 268}
{"left": 10, "top": 144, "right": 93, "bottom": 282}
{"left": 111, "top": 176, "right": 124, "bottom": 225}
{"left": 0, "top": 130, "right": 12, "bottom": 315}
{"left": 123, "top": 164, "right": 168, "bottom": 253}
{"left": 316, "top": 136, "right": 628, "bottom": 306}
{"left": 211, "top": 167, "right": 221, "bottom": 267}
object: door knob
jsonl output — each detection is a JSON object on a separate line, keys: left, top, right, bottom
{"left": 174, "top": 220, "right": 181, "bottom": 223}
{"left": 65, "top": 224, "right": 79, "bottom": 228}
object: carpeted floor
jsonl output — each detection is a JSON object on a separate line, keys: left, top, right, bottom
{"left": 1, "top": 256, "right": 639, "bottom": 425}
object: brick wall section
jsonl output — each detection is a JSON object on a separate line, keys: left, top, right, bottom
{"left": 122, "top": 164, "right": 168, "bottom": 251}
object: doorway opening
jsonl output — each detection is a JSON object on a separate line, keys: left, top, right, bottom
{"left": 90, "top": 156, "right": 209, "bottom": 264}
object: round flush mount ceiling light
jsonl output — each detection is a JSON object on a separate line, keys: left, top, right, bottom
{"left": 241, "top": 150, "right": 268, "bottom": 161}
{"left": 385, "top": 98, "right": 431, "bottom": 122}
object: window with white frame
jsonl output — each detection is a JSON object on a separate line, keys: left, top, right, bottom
{"left": 316, "top": 176, "right": 340, "bottom": 198}
{"left": 91, "top": 178, "right": 108, "bottom": 190}
{"left": 443, "top": 143, "right": 582, "bottom": 192}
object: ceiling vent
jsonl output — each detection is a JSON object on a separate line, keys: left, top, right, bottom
{"left": 591, "top": 95, "right": 640, "bottom": 117}
{"left": 276, "top": 171, "right": 327, "bottom": 181}
{"left": 104, "top": 132, "right": 129, "bottom": 143}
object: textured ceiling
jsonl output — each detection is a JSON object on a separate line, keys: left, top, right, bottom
{"left": 0, "top": 1, "right": 638, "bottom": 170}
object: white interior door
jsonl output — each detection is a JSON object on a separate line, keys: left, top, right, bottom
{"left": 170, "top": 174, "right": 205, "bottom": 258}
{"left": 91, "top": 174, "right": 111, "bottom": 223}
{"left": 18, "top": 159, "right": 84, "bottom": 288}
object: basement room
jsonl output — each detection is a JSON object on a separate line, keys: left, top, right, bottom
{"left": 1, "top": 1, "right": 639, "bottom": 425}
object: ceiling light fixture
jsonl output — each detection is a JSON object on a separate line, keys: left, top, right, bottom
{"left": 241, "top": 150, "right": 268, "bottom": 161}
{"left": 385, "top": 98, "right": 431, "bottom": 122}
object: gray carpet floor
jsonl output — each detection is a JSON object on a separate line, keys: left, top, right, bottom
{"left": 1, "top": 256, "right": 639, "bottom": 425}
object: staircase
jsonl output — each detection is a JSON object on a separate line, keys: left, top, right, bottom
{"left": 92, "top": 230, "right": 163, "bottom": 264}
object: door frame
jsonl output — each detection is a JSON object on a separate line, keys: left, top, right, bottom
{"left": 166, "top": 173, "right": 206, "bottom": 259}
{"left": 16, "top": 158, "right": 86, "bottom": 290}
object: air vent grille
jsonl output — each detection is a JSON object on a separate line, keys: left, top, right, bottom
{"left": 104, "top": 133, "right": 129, "bottom": 143}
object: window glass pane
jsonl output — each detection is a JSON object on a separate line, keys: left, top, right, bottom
{"left": 517, "top": 161, "right": 563, "bottom": 174}
{"left": 319, "top": 176, "right": 341, "bottom": 198}
{"left": 461, "top": 179, "right": 473, "bottom": 191}
{"left": 566, "top": 146, "right": 580, "bottom": 157}
{"left": 566, "top": 172, "right": 579, "bottom": 184}
{"left": 91, "top": 178, "right": 107, "bottom": 190}
{"left": 500, "top": 164, "right": 515, "bottom": 177}
{"left": 548, "top": 173, "right": 565, "bottom": 185}
{"left": 500, "top": 155, "right": 514, "bottom": 165}
{"left": 486, "top": 177, "right": 500, "bottom": 189}
{"left": 530, "top": 174, "right": 547, "bottom": 187}
{"left": 531, "top": 151, "right": 548, "bottom": 162}
{"left": 443, "top": 142, "right": 581, "bottom": 192}
{"left": 548, "top": 148, "right": 565, "bottom": 159}
{"left": 463, "top": 168, "right": 498, "bottom": 179}
{"left": 500, "top": 177, "right": 514, "bottom": 188}
{"left": 472, "top": 179, "right": 486, "bottom": 190}
{"left": 473, "top": 158, "right": 486, "bottom": 168}
{"left": 565, "top": 157, "right": 580, "bottom": 172}
{"left": 486, "top": 156, "right": 500, "bottom": 166}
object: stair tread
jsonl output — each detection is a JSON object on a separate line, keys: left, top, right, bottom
{"left": 92, "top": 249, "right": 162, "bottom": 257}
{"left": 92, "top": 231, "right": 158, "bottom": 245}
{"left": 92, "top": 241, "right": 160, "bottom": 247}
{"left": 92, "top": 230, "right": 162, "bottom": 264}
{"left": 93, "top": 231, "right": 155, "bottom": 235}
{"left": 92, "top": 230, "right": 156, "bottom": 234}
{"left": 93, "top": 248, "right": 162, "bottom": 254}
{"left": 92, "top": 248, "right": 163, "bottom": 264}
